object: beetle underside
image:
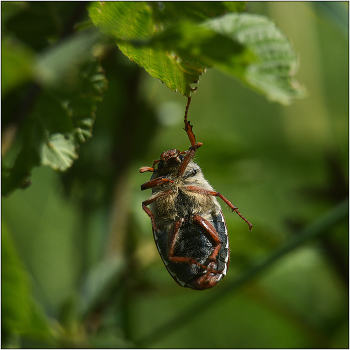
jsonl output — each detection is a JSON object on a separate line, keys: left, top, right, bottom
{"left": 140, "top": 97, "right": 252, "bottom": 290}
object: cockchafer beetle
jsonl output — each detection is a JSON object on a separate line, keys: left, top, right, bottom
{"left": 140, "top": 97, "right": 252, "bottom": 290}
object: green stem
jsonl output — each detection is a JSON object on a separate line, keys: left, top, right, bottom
{"left": 136, "top": 199, "right": 349, "bottom": 347}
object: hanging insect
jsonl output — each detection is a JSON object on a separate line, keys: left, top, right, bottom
{"left": 140, "top": 97, "right": 252, "bottom": 290}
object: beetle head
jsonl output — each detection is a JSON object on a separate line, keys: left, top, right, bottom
{"left": 157, "top": 149, "right": 183, "bottom": 175}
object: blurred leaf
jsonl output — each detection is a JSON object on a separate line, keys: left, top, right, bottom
{"left": 205, "top": 13, "right": 307, "bottom": 104}
{"left": 1, "top": 38, "right": 34, "bottom": 96}
{"left": 61, "top": 60, "right": 107, "bottom": 144}
{"left": 41, "top": 133, "right": 78, "bottom": 171}
{"left": 35, "top": 29, "right": 104, "bottom": 87}
{"left": 1, "top": 1, "right": 27, "bottom": 31}
{"left": 312, "top": 2, "right": 348, "bottom": 37}
{"left": 2, "top": 222, "right": 32, "bottom": 336}
{"left": 2, "top": 59, "right": 107, "bottom": 196}
{"left": 79, "top": 257, "right": 126, "bottom": 317}
{"left": 5, "top": 2, "right": 80, "bottom": 51}
{"left": 89, "top": 329, "right": 135, "bottom": 349}
{"left": 1, "top": 222, "right": 53, "bottom": 343}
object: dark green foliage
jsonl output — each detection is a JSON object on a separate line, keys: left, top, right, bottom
{"left": 2, "top": 2, "right": 348, "bottom": 348}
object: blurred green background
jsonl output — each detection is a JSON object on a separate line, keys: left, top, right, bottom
{"left": 2, "top": 2, "right": 348, "bottom": 348}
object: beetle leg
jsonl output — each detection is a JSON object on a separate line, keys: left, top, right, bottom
{"left": 139, "top": 159, "right": 160, "bottom": 173}
{"left": 177, "top": 143, "right": 202, "bottom": 177}
{"left": 167, "top": 217, "right": 220, "bottom": 273}
{"left": 142, "top": 189, "right": 174, "bottom": 232}
{"left": 185, "top": 186, "right": 253, "bottom": 231}
{"left": 151, "top": 159, "right": 160, "bottom": 169}
{"left": 183, "top": 97, "right": 196, "bottom": 146}
{"left": 141, "top": 177, "right": 175, "bottom": 190}
{"left": 139, "top": 166, "right": 155, "bottom": 173}
{"left": 184, "top": 120, "right": 198, "bottom": 147}
{"left": 192, "top": 214, "right": 222, "bottom": 267}
{"left": 178, "top": 97, "right": 203, "bottom": 177}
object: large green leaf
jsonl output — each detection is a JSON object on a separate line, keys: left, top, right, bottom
{"left": 88, "top": 2, "right": 248, "bottom": 95}
{"left": 89, "top": 2, "right": 305, "bottom": 103}
{"left": 89, "top": 2, "right": 206, "bottom": 95}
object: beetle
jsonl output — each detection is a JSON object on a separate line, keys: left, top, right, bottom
{"left": 140, "top": 97, "right": 252, "bottom": 290}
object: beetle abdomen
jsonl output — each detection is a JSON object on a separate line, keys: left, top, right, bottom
{"left": 153, "top": 211, "right": 229, "bottom": 289}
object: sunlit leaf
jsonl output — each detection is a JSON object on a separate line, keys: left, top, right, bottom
{"left": 89, "top": 2, "right": 305, "bottom": 103}
{"left": 88, "top": 2, "right": 248, "bottom": 95}
{"left": 205, "top": 13, "right": 307, "bottom": 104}
{"left": 89, "top": 2, "right": 248, "bottom": 95}
{"left": 89, "top": 2, "right": 205, "bottom": 96}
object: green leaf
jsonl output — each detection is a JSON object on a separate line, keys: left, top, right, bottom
{"left": 1, "top": 1, "right": 27, "bottom": 31}
{"left": 1, "top": 222, "right": 53, "bottom": 342}
{"left": 61, "top": 60, "right": 107, "bottom": 144}
{"left": 204, "top": 13, "right": 307, "bottom": 104}
{"left": 89, "top": 2, "right": 305, "bottom": 103}
{"left": 145, "top": 21, "right": 253, "bottom": 77}
{"left": 89, "top": 2, "right": 154, "bottom": 40}
{"left": 2, "top": 59, "right": 107, "bottom": 196}
{"left": 40, "top": 133, "right": 78, "bottom": 171}
{"left": 88, "top": 2, "right": 246, "bottom": 96}
{"left": 79, "top": 257, "right": 126, "bottom": 317}
{"left": 2, "top": 18, "right": 108, "bottom": 194}
{"left": 35, "top": 29, "right": 104, "bottom": 87}
{"left": 149, "top": 1, "right": 246, "bottom": 27}
{"left": 2, "top": 222, "right": 32, "bottom": 336}
{"left": 140, "top": 13, "right": 305, "bottom": 104}
{"left": 5, "top": 2, "right": 82, "bottom": 52}
{"left": 89, "top": 2, "right": 209, "bottom": 95}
